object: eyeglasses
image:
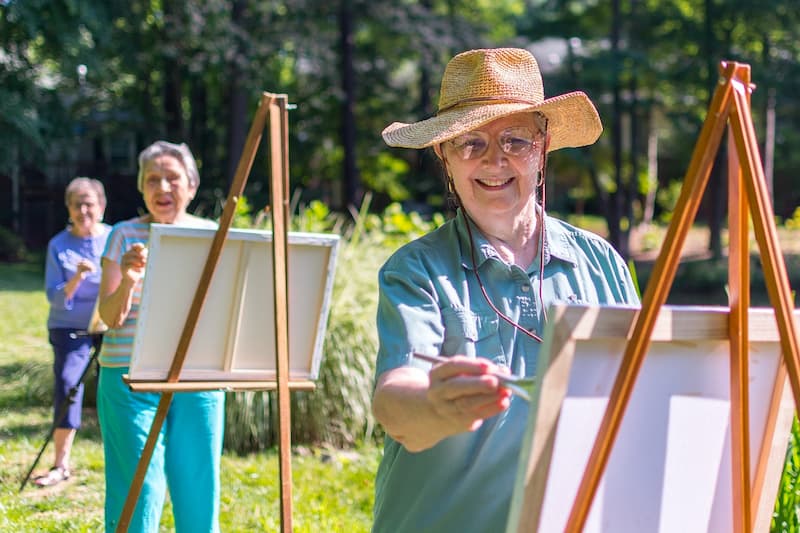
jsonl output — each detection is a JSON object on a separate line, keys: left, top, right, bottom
{"left": 69, "top": 200, "right": 98, "bottom": 210}
{"left": 446, "top": 126, "right": 541, "bottom": 160}
{"left": 144, "top": 174, "right": 183, "bottom": 189}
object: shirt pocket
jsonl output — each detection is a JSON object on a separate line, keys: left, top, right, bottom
{"left": 440, "top": 307, "right": 505, "bottom": 363}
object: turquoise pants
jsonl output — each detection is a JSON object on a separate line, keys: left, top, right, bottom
{"left": 98, "top": 367, "right": 225, "bottom": 533}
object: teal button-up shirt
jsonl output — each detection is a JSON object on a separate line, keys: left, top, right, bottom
{"left": 373, "top": 209, "right": 639, "bottom": 533}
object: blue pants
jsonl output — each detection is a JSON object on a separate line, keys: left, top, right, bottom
{"left": 49, "top": 328, "right": 95, "bottom": 429}
{"left": 97, "top": 366, "right": 225, "bottom": 533}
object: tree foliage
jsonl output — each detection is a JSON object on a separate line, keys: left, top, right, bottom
{"left": 3, "top": 0, "right": 800, "bottom": 246}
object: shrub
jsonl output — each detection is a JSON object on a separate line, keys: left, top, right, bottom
{"left": 0, "top": 226, "right": 27, "bottom": 262}
{"left": 223, "top": 196, "right": 444, "bottom": 453}
{"left": 784, "top": 206, "right": 800, "bottom": 230}
{"left": 772, "top": 417, "right": 800, "bottom": 531}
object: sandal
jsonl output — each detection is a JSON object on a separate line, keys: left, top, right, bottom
{"left": 33, "top": 466, "right": 71, "bottom": 487}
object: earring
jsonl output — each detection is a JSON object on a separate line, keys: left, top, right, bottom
{"left": 445, "top": 175, "right": 462, "bottom": 208}
{"left": 447, "top": 175, "right": 456, "bottom": 195}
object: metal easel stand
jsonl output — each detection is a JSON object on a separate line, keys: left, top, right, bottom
{"left": 19, "top": 332, "right": 103, "bottom": 492}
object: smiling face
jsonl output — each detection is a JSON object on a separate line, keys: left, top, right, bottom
{"left": 141, "top": 154, "right": 197, "bottom": 224}
{"left": 67, "top": 188, "right": 105, "bottom": 237}
{"left": 440, "top": 113, "right": 546, "bottom": 235}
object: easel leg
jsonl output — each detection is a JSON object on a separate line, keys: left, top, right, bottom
{"left": 727, "top": 70, "right": 752, "bottom": 532}
{"left": 564, "top": 64, "right": 737, "bottom": 533}
{"left": 728, "top": 79, "right": 800, "bottom": 432}
{"left": 267, "top": 94, "right": 293, "bottom": 533}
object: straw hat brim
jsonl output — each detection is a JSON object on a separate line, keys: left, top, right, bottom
{"left": 382, "top": 91, "right": 602, "bottom": 153}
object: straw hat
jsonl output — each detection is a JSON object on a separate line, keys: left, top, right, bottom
{"left": 382, "top": 48, "right": 602, "bottom": 153}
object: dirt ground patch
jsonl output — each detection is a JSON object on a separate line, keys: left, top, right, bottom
{"left": 629, "top": 224, "right": 800, "bottom": 262}
{"left": 626, "top": 224, "right": 800, "bottom": 307}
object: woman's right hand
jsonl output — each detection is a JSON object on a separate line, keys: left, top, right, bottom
{"left": 372, "top": 356, "right": 512, "bottom": 452}
{"left": 120, "top": 243, "right": 148, "bottom": 283}
{"left": 425, "top": 355, "right": 512, "bottom": 434}
{"left": 75, "top": 258, "right": 96, "bottom": 278}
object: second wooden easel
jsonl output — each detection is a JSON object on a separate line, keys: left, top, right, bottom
{"left": 557, "top": 61, "right": 800, "bottom": 532}
{"left": 116, "top": 92, "right": 299, "bottom": 532}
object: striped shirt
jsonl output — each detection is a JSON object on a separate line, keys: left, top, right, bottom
{"left": 99, "top": 216, "right": 217, "bottom": 367}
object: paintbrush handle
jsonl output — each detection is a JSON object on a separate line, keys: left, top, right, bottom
{"left": 412, "top": 352, "right": 533, "bottom": 402}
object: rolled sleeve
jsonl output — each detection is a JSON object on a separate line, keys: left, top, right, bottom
{"left": 45, "top": 242, "right": 72, "bottom": 310}
{"left": 102, "top": 228, "right": 126, "bottom": 265}
{"left": 375, "top": 264, "right": 444, "bottom": 378}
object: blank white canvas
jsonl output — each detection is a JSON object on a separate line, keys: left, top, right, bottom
{"left": 508, "top": 305, "right": 796, "bottom": 533}
{"left": 127, "top": 224, "right": 339, "bottom": 382}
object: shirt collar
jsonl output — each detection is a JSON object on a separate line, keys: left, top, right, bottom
{"left": 454, "top": 208, "right": 578, "bottom": 271}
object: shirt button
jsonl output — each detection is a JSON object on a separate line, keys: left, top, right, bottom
{"left": 521, "top": 285, "right": 530, "bottom": 292}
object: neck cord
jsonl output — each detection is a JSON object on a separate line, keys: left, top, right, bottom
{"left": 538, "top": 145, "right": 549, "bottom": 325}
{"left": 463, "top": 206, "right": 546, "bottom": 344}
{"left": 445, "top": 119, "right": 551, "bottom": 344}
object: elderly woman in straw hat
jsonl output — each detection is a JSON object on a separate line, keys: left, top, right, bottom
{"left": 371, "top": 48, "right": 640, "bottom": 532}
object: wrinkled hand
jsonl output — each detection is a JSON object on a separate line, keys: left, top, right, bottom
{"left": 426, "top": 355, "right": 512, "bottom": 436}
{"left": 120, "top": 243, "right": 148, "bottom": 283}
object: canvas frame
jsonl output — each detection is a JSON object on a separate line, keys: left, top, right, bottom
{"left": 506, "top": 304, "right": 795, "bottom": 533}
{"left": 126, "top": 224, "right": 339, "bottom": 383}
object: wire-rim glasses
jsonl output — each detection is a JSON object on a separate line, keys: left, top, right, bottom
{"left": 446, "top": 126, "right": 541, "bottom": 160}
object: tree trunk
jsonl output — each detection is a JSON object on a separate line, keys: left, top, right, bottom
{"left": 704, "top": 0, "right": 724, "bottom": 259}
{"left": 225, "top": 0, "right": 248, "bottom": 187}
{"left": 566, "top": 36, "right": 610, "bottom": 224}
{"left": 763, "top": 38, "right": 775, "bottom": 203}
{"left": 164, "top": 67, "right": 183, "bottom": 140}
{"left": 608, "top": 0, "right": 624, "bottom": 252}
{"left": 623, "top": 65, "right": 640, "bottom": 258}
{"left": 623, "top": 0, "right": 641, "bottom": 258}
{"left": 163, "top": 1, "right": 183, "bottom": 140}
{"left": 339, "top": 0, "right": 360, "bottom": 209}
{"left": 642, "top": 107, "right": 658, "bottom": 226}
{"left": 764, "top": 88, "right": 776, "bottom": 204}
{"left": 190, "top": 82, "right": 208, "bottom": 177}
{"left": 414, "top": 0, "right": 438, "bottom": 203}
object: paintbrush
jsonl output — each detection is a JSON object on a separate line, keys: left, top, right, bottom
{"left": 412, "top": 352, "right": 535, "bottom": 402}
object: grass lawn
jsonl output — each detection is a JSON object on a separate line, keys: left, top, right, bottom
{"left": 0, "top": 260, "right": 380, "bottom": 532}
{"left": 4, "top": 219, "right": 800, "bottom": 531}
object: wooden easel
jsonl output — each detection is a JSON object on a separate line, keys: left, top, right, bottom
{"left": 557, "top": 61, "right": 800, "bottom": 532}
{"left": 116, "top": 92, "right": 299, "bottom": 532}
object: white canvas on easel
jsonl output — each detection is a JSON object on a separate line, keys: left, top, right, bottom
{"left": 126, "top": 224, "right": 339, "bottom": 382}
{"left": 507, "top": 304, "right": 795, "bottom": 533}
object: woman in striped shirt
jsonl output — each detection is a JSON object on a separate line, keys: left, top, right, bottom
{"left": 97, "top": 141, "right": 224, "bottom": 533}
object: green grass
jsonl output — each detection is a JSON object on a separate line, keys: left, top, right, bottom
{"left": 0, "top": 261, "right": 380, "bottom": 531}
{"left": 5, "top": 218, "right": 800, "bottom": 531}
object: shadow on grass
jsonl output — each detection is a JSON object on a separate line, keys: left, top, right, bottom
{"left": 0, "top": 361, "right": 51, "bottom": 408}
{"left": 3, "top": 407, "right": 102, "bottom": 443}
{"left": 0, "top": 257, "right": 45, "bottom": 292}
{"left": 0, "top": 360, "right": 99, "bottom": 409}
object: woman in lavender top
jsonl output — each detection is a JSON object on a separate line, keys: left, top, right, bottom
{"left": 37, "top": 177, "right": 111, "bottom": 487}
